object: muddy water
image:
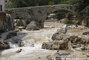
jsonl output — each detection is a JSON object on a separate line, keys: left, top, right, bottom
{"left": 0, "top": 22, "right": 89, "bottom": 60}
{"left": 20, "top": 22, "right": 64, "bottom": 47}
{"left": 8, "top": 22, "right": 63, "bottom": 48}
{"left": 0, "top": 22, "right": 61, "bottom": 59}
{"left": 21, "top": 28, "right": 57, "bottom": 47}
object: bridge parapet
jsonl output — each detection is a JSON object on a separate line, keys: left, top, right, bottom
{"left": 7, "top": 4, "right": 76, "bottom": 29}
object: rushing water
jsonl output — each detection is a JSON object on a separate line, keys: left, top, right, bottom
{"left": 0, "top": 22, "right": 88, "bottom": 60}
{"left": 0, "top": 22, "right": 61, "bottom": 60}
{"left": 5, "top": 22, "right": 63, "bottom": 48}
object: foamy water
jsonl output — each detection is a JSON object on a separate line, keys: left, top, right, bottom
{"left": 0, "top": 22, "right": 88, "bottom": 60}
{"left": 0, "top": 27, "right": 59, "bottom": 60}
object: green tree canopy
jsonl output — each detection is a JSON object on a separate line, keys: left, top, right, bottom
{"left": 9, "top": 0, "right": 69, "bottom": 8}
{"left": 69, "top": 0, "right": 89, "bottom": 19}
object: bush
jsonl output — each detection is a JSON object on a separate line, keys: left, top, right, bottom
{"left": 60, "top": 18, "right": 69, "bottom": 24}
{"left": 48, "top": 1, "right": 54, "bottom": 5}
{"left": 66, "top": 12, "right": 73, "bottom": 18}
{"left": 63, "top": 18, "right": 69, "bottom": 24}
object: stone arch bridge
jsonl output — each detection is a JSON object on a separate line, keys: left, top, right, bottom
{"left": 7, "top": 4, "right": 76, "bottom": 29}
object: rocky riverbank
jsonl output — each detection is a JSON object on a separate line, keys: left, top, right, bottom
{"left": 0, "top": 22, "right": 89, "bottom": 60}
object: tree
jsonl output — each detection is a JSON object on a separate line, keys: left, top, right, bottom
{"left": 59, "top": 0, "right": 69, "bottom": 4}
{"left": 9, "top": 0, "right": 69, "bottom": 8}
{"left": 69, "top": 0, "right": 89, "bottom": 26}
{"left": 48, "top": 1, "right": 54, "bottom": 5}
{"left": 69, "top": 0, "right": 89, "bottom": 19}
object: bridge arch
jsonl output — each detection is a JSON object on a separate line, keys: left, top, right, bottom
{"left": 47, "top": 4, "right": 77, "bottom": 17}
{"left": 7, "top": 4, "right": 77, "bottom": 30}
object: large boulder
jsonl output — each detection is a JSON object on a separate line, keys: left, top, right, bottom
{"left": 42, "top": 35, "right": 87, "bottom": 50}
{"left": 52, "top": 33, "right": 67, "bottom": 41}
{"left": 68, "top": 36, "right": 87, "bottom": 44}
{"left": 42, "top": 40, "right": 73, "bottom": 50}
{"left": 26, "top": 21, "right": 40, "bottom": 30}
{"left": 47, "top": 52, "right": 61, "bottom": 60}
{"left": 66, "top": 35, "right": 88, "bottom": 49}
{"left": 0, "top": 39, "right": 10, "bottom": 50}
{"left": 43, "top": 28, "right": 89, "bottom": 51}
{"left": 6, "top": 31, "right": 17, "bottom": 39}
{"left": 7, "top": 37, "right": 24, "bottom": 48}
{"left": 82, "top": 31, "right": 89, "bottom": 35}
{"left": 52, "top": 29, "right": 88, "bottom": 45}
{"left": 52, "top": 29, "right": 68, "bottom": 41}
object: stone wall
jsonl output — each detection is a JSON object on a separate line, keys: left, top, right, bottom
{"left": 7, "top": 4, "right": 75, "bottom": 29}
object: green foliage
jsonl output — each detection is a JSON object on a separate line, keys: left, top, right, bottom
{"left": 54, "top": 10, "right": 73, "bottom": 20}
{"left": 9, "top": 0, "right": 69, "bottom": 8}
{"left": 66, "top": 12, "right": 73, "bottom": 18}
{"left": 63, "top": 18, "right": 69, "bottom": 24}
{"left": 59, "top": 0, "right": 69, "bottom": 4}
{"left": 48, "top": 1, "right": 54, "bottom": 5}
{"left": 9, "top": 0, "right": 40, "bottom": 8}
{"left": 55, "top": 10, "right": 68, "bottom": 20}
{"left": 69, "top": 0, "right": 89, "bottom": 20}
{"left": 60, "top": 18, "right": 70, "bottom": 24}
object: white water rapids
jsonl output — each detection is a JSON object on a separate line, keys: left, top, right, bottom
{"left": 0, "top": 22, "right": 63, "bottom": 60}
{"left": 0, "top": 22, "right": 88, "bottom": 60}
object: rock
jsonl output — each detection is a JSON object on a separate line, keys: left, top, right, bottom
{"left": 59, "top": 41, "right": 74, "bottom": 50}
{"left": 87, "top": 54, "right": 89, "bottom": 57}
{"left": 56, "top": 56, "right": 61, "bottom": 60}
{"left": 16, "top": 49, "right": 22, "bottom": 53}
{"left": 0, "top": 39, "right": 10, "bottom": 50}
{"left": 83, "top": 31, "right": 89, "bottom": 35}
{"left": 42, "top": 42, "right": 52, "bottom": 49}
{"left": 47, "top": 52, "right": 61, "bottom": 60}
{"left": 51, "top": 41, "right": 62, "bottom": 50}
{"left": 52, "top": 29, "right": 87, "bottom": 44}
{"left": 42, "top": 41, "right": 72, "bottom": 50}
{"left": 68, "top": 36, "right": 87, "bottom": 45}
{"left": 38, "top": 57, "right": 41, "bottom": 59}
{"left": 8, "top": 37, "right": 24, "bottom": 48}
{"left": 26, "top": 21, "right": 40, "bottom": 30}
{"left": 67, "top": 41, "right": 75, "bottom": 51}
{"left": 56, "top": 28, "right": 66, "bottom": 34}
{"left": 51, "top": 32, "right": 88, "bottom": 50}
{"left": 44, "top": 29, "right": 89, "bottom": 51}
{"left": 52, "top": 33, "right": 66, "bottom": 41}
{"left": 65, "top": 35, "right": 87, "bottom": 51}
{"left": 6, "top": 31, "right": 17, "bottom": 39}
{"left": 52, "top": 29, "right": 68, "bottom": 41}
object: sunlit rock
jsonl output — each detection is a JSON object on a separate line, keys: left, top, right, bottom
{"left": 26, "top": 21, "right": 40, "bottom": 30}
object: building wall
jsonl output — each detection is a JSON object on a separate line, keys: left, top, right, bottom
{"left": 0, "top": 0, "right": 5, "bottom": 11}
